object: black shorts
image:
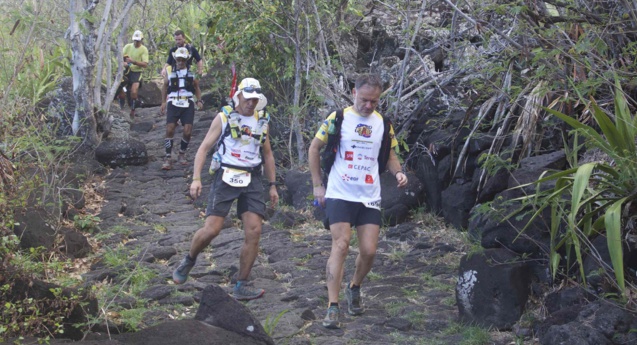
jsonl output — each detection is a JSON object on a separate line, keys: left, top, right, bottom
{"left": 325, "top": 198, "right": 381, "bottom": 227}
{"left": 127, "top": 71, "right": 142, "bottom": 84}
{"left": 205, "top": 169, "right": 266, "bottom": 218}
{"left": 166, "top": 101, "right": 195, "bottom": 125}
{"left": 118, "top": 69, "right": 142, "bottom": 93}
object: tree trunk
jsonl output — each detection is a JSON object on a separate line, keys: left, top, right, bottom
{"left": 69, "top": 0, "right": 99, "bottom": 148}
{"left": 68, "top": 0, "right": 136, "bottom": 147}
{"left": 291, "top": 0, "right": 306, "bottom": 166}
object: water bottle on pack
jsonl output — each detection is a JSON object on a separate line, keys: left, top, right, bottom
{"left": 229, "top": 111, "right": 241, "bottom": 139}
{"left": 209, "top": 152, "right": 222, "bottom": 175}
{"left": 256, "top": 113, "right": 268, "bottom": 143}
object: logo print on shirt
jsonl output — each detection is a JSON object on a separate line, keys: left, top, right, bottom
{"left": 365, "top": 175, "right": 374, "bottom": 184}
{"left": 357, "top": 154, "right": 363, "bottom": 160}
{"left": 355, "top": 124, "right": 372, "bottom": 138}
{"left": 345, "top": 151, "right": 354, "bottom": 161}
{"left": 231, "top": 153, "right": 241, "bottom": 158}
{"left": 348, "top": 164, "right": 371, "bottom": 171}
{"left": 241, "top": 125, "right": 252, "bottom": 136}
{"left": 341, "top": 174, "right": 358, "bottom": 182}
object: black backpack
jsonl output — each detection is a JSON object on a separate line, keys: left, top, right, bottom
{"left": 320, "top": 109, "right": 393, "bottom": 187}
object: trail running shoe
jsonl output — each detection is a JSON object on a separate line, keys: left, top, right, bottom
{"left": 346, "top": 285, "right": 364, "bottom": 315}
{"left": 232, "top": 281, "right": 265, "bottom": 301}
{"left": 172, "top": 255, "right": 195, "bottom": 284}
{"left": 161, "top": 157, "right": 172, "bottom": 170}
{"left": 177, "top": 152, "right": 187, "bottom": 165}
{"left": 322, "top": 305, "right": 340, "bottom": 329}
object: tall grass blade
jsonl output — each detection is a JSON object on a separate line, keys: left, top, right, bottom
{"left": 605, "top": 197, "right": 627, "bottom": 295}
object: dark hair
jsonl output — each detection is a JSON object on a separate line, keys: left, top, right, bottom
{"left": 174, "top": 30, "right": 185, "bottom": 37}
{"left": 355, "top": 74, "right": 382, "bottom": 90}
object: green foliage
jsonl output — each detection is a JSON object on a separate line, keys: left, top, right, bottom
{"left": 262, "top": 309, "right": 289, "bottom": 337}
{"left": 74, "top": 214, "right": 101, "bottom": 233}
{"left": 511, "top": 80, "right": 637, "bottom": 297}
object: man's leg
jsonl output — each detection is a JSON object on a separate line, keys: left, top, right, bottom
{"left": 178, "top": 123, "right": 193, "bottom": 165}
{"left": 350, "top": 223, "right": 380, "bottom": 286}
{"left": 189, "top": 215, "right": 226, "bottom": 257}
{"left": 117, "top": 86, "right": 126, "bottom": 109}
{"left": 162, "top": 122, "right": 177, "bottom": 170}
{"left": 130, "top": 82, "right": 140, "bottom": 118}
{"left": 322, "top": 221, "right": 351, "bottom": 328}
{"left": 346, "top": 223, "right": 380, "bottom": 316}
{"left": 237, "top": 211, "right": 263, "bottom": 281}
{"left": 326, "top": 222, "right": 351, "bottom": 302}
{"left": 173, "top": 215, "right": 225, "bottom": 284}
{"left": 232, "top": 211, "right": 266, "bottom": 300}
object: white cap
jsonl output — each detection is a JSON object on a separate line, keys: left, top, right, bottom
{"left": 132, "top": 30, "right": 143, "bottom": 41}
{"left": 173, "top": 47, "right": 190, "bottom": 60}
{"left": 233, "top": 78, "right": 267, "bottom": 110}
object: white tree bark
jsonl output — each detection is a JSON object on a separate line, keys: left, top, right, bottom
{"left": 69, "top": 0, "right": 97, "bottom": 145}
{"left": 68, "top": 0, "right": 136, "bottom": 147}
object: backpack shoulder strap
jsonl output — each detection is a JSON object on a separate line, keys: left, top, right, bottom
{"left": 378, "top": 115, "right": 392, "bottom": 173}
{"left": 321, "top": 109, "right": 344, "bottom": 186}
{"left": 335, "top": 108, "right": 343, "bottom": 127}
{"left": 216, "top": 105, "right": 235, "bottom": 154}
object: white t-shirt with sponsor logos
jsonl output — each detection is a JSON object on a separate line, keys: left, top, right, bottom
{"left": 316, "top": 106, "right": 389, "bottom": 209}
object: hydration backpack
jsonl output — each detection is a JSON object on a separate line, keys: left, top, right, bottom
{"left": 209, "top": 105, "right": 270, "bottom": 174}
{"left": 320, "top": 109, "right": 393, "bottom": 187}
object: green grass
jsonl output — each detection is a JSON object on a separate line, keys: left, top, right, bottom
{"left": 385, "top": 301, "right": 409, "bottom": 317}
{"left": 441, "top": 322, "right": 492, "bottom": 345}
{"left": 401, "top": 287, "right": 420, "bottom": 299}
{"left": 366, "top": 270, "right": 383, "bottom": 281}
{"left": 420, "top": 273, "right": 455, "bottom": 291}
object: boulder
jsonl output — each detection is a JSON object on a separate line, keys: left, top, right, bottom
{"left": 194, "top": 285, "right": 275, "bottom": 345}
{"left": 95, "top": 138, "right": 149, "bottom": 167}
{"left": 456, "top": 248, "right": 530, "bottom": 330}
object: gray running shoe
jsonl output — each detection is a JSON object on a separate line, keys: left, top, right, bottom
{"left": 346, "top": 285, "right": 364, "bottom": 315}
{"left": 172, "top": 255, "right": 195, "bottom": 284}
{"left": 232, "top": 281, "right": 265, "bottom": 301}
{"left": 322, "top": 305, "right": 340, "bottom": 329}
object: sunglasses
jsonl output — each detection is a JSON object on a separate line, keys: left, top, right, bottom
{"left": 176, "top": 58, "right": 187, "bottom": 62}
{"left": 241, "top": 86, "right": 262, "bottom": 94}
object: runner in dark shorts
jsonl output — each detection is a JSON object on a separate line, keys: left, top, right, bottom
{"left": 324, "top": 198, "right": 381, "bottom": 227}
{"left": 205, "top": 170, "right": 266, "bottom": 218}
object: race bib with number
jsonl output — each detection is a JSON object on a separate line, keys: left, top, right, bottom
{"left": 172, "top": 99, "right": 190, "bottom": 108}
{"left": 221, "top": 168, "right": 251, "bottom": 187}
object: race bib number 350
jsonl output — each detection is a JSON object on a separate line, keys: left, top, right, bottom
{"left": 221, "top": 168, "right": 251, "bottom": 187}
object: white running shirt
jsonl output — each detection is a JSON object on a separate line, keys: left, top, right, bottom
{"left": 315, "top": 106, "right": 393, "bottom": 209}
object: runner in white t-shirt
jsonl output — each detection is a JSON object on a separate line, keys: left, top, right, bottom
{"left": 308, "top": 74, "right": 408, "bottom": 329}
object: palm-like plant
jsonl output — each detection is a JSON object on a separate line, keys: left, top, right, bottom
{"left": 517, "top": 79, "right": 637, "bottom": 298}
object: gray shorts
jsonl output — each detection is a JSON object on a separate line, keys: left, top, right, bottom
{"left": 205, "top": 169, "right": 266, "bottom": 218}
{"left": 325, "top": 198, "right": 381, "bottom": 227}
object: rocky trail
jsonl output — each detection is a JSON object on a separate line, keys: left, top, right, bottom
{"left": 83, "top": 105, "right": 517, "bottom": 345}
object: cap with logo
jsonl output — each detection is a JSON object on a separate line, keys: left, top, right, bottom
{"left": 233, "top": 78, "right": 267, "bottom": 110}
